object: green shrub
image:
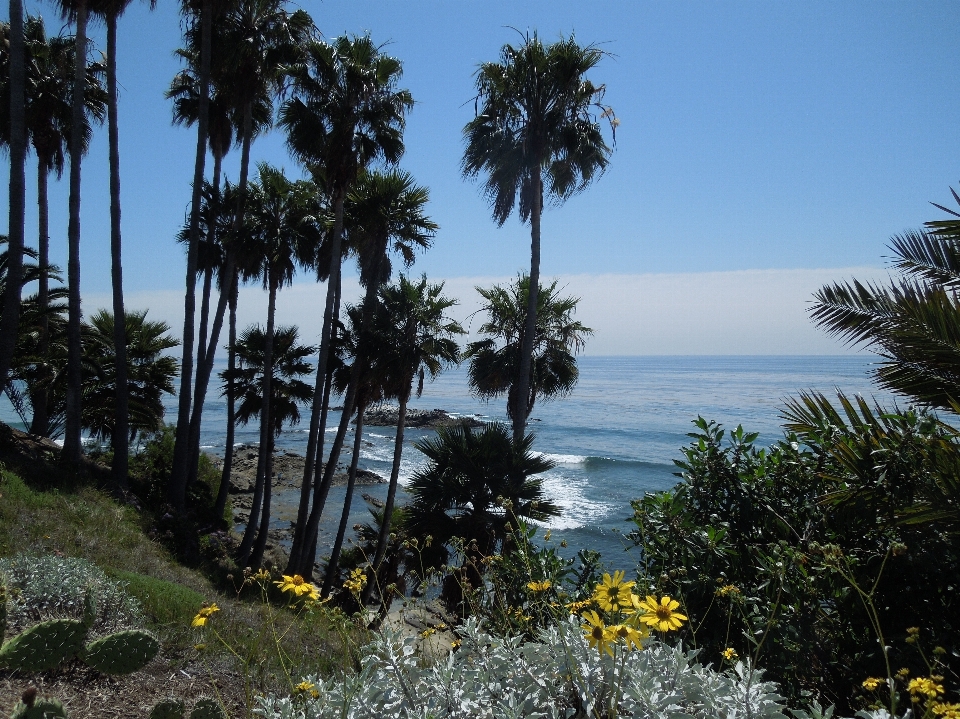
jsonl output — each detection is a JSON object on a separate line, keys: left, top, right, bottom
{"left": 103, "top": 569, "right": 205, "bottom": 628}
{"left": 0, "top": 554, "right": 144, "bottom": 637}
{"left": 627, "top": 397, "right": 960, "bottom": 713}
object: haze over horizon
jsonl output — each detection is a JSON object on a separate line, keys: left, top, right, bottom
{"left": 2, "top": 0, "right": 958, "bottom": 354}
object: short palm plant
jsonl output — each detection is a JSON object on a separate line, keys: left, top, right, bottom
{"left": 406, "top": 422, "right": 560, "bottom": 604}
{"left": 466, "top": 275, "right": 592, "bottom": 426}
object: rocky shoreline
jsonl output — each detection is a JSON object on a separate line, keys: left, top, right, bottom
{"left": 207, "top": 444, "right": 386, "bottom": 527}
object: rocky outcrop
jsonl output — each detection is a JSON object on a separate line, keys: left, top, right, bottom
{"left": 360, "top": 406, "right": 484, "bottom": 429}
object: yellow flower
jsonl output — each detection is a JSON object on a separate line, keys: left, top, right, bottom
{"left": 582, "top": 610, "right": 615, "bottom": 657}
{"left": 716, "top": 584, "right": 741, "bottom": 598}
{"left": 635, "top": 595, "right": 687, "bottom": 632}
{"left": 343, "top": 568, "right": 367, "bottom": 594}
{"left": 420, "top": 628, "right": 436, "bottom": 638}
{"left": 275, "top": 574, "right": 318, "bottom": 598}
{"left": 191, "top": 603, "right": 220, "bottom": 627}
{"left": 566, "top": 599, "right": 594, "bottom": 613}
{"left": 896, "top": 668, "right": 911, "bottom": 679}
{"left": 908, "top": 677, "right": 945, "bottom": 698}
{"left": 527, "top": 580, "right": 552, "bottom": 592}
{"left": 862, "top": 677, "right": 884, "bottom": 691}
{"left": 252, "top": 568, "right": 271, "bottom": 582}
{"left": 194, "top": 643, "right": 206, "bottom": 651}
{"left": 295, "top": 681, "right": 316, "bottom": 694}
{"left": 722, "top": 647, "right": 738, "bottom": 661}
{"left": 907, "top": 626, "right": 921, "bottom": 635}
{"left": 593, "top": 570, "right": 635, "bottom": 612}
{"left": 932, "top": 703, "right": 960, "bottom": 719}
{"left": 451, "top": 639, "right": 461, "bottom": 649}
{"left": 609, "top": 623, "right": 647, "bottom": 651}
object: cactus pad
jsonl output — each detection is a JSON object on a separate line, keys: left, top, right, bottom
{"left": 189, "top": 698, "right": 226, "bottom": 719}
{"left": 81, "top": 629, "right": 159, "bottom": 674}
{"left": 0, "top": 619, "right": 86, "bottom": 672}
{"left": 10, "top": 696, "right": 67, "bottom": 719}
{"left": 148, "top": 699, "right": 185, "bottom": 719}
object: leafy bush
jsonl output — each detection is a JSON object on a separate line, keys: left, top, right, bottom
{"left": 627, "top": 396, "right": 960, "bottom": 712}
{"left": 0, "top": 554, "right": 144, "bottom": 636}
{"left": 255, "top": 617, "right": 790, "bottom": 719}
{"left": 102, "top": 568, "right": 205, "bottom": 628}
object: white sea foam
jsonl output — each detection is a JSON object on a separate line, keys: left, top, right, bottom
{"left": 531, "top": 471, "right": 612, "bottom": 530}
{"left": 532, "top": 451, "right": 589, "bottom": 465}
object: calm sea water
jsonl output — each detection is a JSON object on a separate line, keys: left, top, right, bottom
{"left": 179, "top": 355, "right": 895, "bottom": 564}
{"left": 0, "top": 355, "right": 894, "bottom": 563}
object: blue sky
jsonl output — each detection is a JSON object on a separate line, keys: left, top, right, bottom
{"left": 3, "top": 0, "right": 960, "bottom": 353}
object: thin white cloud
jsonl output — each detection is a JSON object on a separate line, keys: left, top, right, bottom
{"left": 84, "top": 266, "right": 889, "bottom": 357}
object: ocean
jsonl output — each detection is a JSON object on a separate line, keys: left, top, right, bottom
{"left": 181, "top": 354, "right": 895, "bottom": 564}
{"left": 0, "top": 355, "right": 895, "bottom": 564}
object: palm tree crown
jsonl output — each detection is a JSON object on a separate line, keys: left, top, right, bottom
{"left": 810, "top": 188, "right": 960, "bottom": 410}
{"left": 462, "top": 33, "right": 615, "bottom": 225}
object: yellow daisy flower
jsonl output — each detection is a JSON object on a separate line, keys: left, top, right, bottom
{"left": 862, "top": 677, "right": 883, "bottom": 691}
{"left": 527, "top": 580, "right": 552, "bottom": 592}
{"left": 722, "top": 647, "right": 738, "bottom": 661}
{"left": 593, "top": 570, "right": 635, "bottom": 612}
{"left": 609, "top": 623, "right": 647, "bottom": 651}
{"left": 275, "top": 574, "right": 318, "bottom": 597}
{"left": 191, "top": 603, "right": 220, "bottom": 627}
{"left": 582, "top": 610, "right": 615, "bottom": 657}
{"left": 636, "top": 595, "right": 687, "bottom": 632}
{"left": 908, "top": 677, "right": 945, "bottom": 699}
{"left": 932, "top": 702, "right": 960, "bottom": 719}
{"left": 295, "top": 681, "right": 316, "bottom": 694}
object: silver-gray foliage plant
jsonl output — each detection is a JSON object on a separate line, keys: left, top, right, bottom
{"left": 0, "top": 554, "right": 144, "bottom": 637}
{"left": 255, "top": 617, "right": 792, "bottom": 719}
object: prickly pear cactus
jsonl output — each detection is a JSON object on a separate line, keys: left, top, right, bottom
{"left": 80, "top": 629, "right": 159, "bottom": 674}
{"left": 148, "top": 699, "right": 185, "bottom": 719}
{"left": 0, "top": 619, "right": 86, "bottom": 672}
{"left": 189, "top": 698, "right": 226, "bottom": 719}
{"left": 10, "top": 688, "right": 67, "bottom": 719}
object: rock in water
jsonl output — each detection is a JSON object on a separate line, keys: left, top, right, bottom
{"left": 361, "top": 406, "right": 484, "bottom": 429}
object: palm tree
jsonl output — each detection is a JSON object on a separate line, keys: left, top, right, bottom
{"left": 462, "top": 33, "right": 615, "bottom": 442}
{"left": 167, "top": 39, "right": 275, "bottom": 491}
{"left": 301, "top": 169, "right": 437, "bottom": 579}
{"left": 53, "top": 0, "right": 95, "bottom": 463}
{"left": 810, "top": 188, "right": 960, "bottom": 410}
{"left": 89, "top": 0, "right": 156, "bottom": 486}
{"left": 80, "top": 309, "right": 179, "bottom": 444}
{"left": 233, "top": 163, "right": 319, "bottom": 566}
{"left": 406, "top": 422, "right": 560, "bottom": 602}
{"left": 321, "top": 303, "right": 386, "bottom": 597}
{"left": 363, "top": 275, "right": 463, "bottom": 604}
{"left": 279, "top": 34, "right": 413, "bottom": 577}
{"left": 168, "top": 0, "right": 312, "bottom": 507}
{"left": 221, "top": 324, "right": 314, "bottom": 569}
{"left": 466, "top": 275, "right": 591, "bottom": 425}
{"left": 0, "top": 16, "right": 106, "bottom": 436}
{"left": 0, "top": 0, "right": 27, "bottom": 396}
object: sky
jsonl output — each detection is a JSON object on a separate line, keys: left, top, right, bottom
{"left": 3, "top": 0, "right": 960, "bottom": 354}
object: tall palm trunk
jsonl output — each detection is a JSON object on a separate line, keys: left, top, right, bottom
{"left": 0, "top": 0, "right": 26, "bottom": 391}
{"left": 213, "top": 270, "right": 238, "bottom": 524}
{"left": 29, "top": 160, "right": 51, "bottom": 436}
{"left": 322, "top": 400, "right": 365, "bottom": 597}
{"left": 288, "top": 274, "right": 336, "bottom": 563}
{"left": 297, "top": 249, "right": 385, "bottom": 578}
{"left": 169, "top": 0, "right": 212, "bottom": 504}
{"left": 250, "top": 427, "right": 275, "bottom": 569}
{"left": 237, "top": 272, "right": 276, "bottom": 566}
{"left": 62, "top": 0, "right": 88, "bottom": 464}
{"left": 186, "top": 153, "right": 225, "bottom": 488}
{"left": 365, "top": 391, "right": 408, "bottom": 603}
{"left": 107, "top": 14, "right": 129, "bottom": 486}
{"left": 287, "top": 190, "right": 346, "bottom": 574}
{"left": 513, "top": 170, "right": 542, "bottom": 445}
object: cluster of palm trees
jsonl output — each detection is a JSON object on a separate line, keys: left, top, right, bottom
{"left": 1, "top": 0, "right": 616, "bottom": 584}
